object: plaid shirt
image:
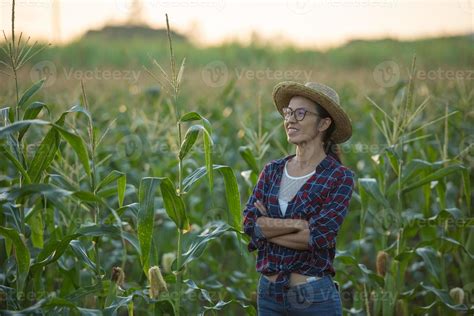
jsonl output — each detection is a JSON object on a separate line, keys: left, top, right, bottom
{"left": 242, "top": 153, "right": 355, "bottom": 303}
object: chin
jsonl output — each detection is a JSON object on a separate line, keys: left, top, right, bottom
{"left": 287, "top": 136, "right": 300, "bottom": 145}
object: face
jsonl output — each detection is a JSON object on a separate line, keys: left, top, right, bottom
{"left": 283, "top": 96, "right": 331, "bottom": 145}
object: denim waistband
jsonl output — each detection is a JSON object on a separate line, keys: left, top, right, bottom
{"left": 259, "top": 272, "right": 331, "bottom": 303}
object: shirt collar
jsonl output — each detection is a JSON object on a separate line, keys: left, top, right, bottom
{"left": 278, "top": 153, "right": 336, "bottom": 173}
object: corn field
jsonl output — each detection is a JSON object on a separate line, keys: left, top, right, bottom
{"left": 0, "top": 1, "right": 473, "bottom": 315}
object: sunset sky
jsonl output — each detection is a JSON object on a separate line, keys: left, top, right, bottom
{"left": 0, "top": 0, "right": 472, "bottom": 49}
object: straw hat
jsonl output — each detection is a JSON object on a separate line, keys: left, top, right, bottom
{"left": 272, "top": 81, "right": 352, "bottom": 144}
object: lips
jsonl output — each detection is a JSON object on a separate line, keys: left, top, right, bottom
{"left": 287, "top": 126, "right": 299, "bottom": 135}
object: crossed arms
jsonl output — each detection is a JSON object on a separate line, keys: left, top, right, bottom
{"left": 242, "top": 163, "right": 354, "bottom": 253}
{"left": 254, "top": 200, "right": 310, "bottom": 251}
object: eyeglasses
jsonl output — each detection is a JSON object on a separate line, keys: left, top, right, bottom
{"left": 282, "top": 107, "right": 320, "bottom": 121}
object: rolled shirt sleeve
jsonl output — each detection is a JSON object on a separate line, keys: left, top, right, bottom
{"left": 242, "top": 163, "right": 270, "bottom": 252}
{"left": 308, "top": 168, "right": 355, "bottom": 252}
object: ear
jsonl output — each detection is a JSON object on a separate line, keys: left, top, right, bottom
{"left": 317, "top": 117, "right": 332, "bottom": 132}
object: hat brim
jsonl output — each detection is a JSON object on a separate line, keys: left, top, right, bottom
{"left": 272, "top": 81, "right": 352, "bottom": 144}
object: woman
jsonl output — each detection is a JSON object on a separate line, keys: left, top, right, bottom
{"left": 242, "top": 81, "right": 355, "bottom": 315}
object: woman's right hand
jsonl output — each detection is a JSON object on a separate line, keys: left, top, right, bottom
{"left": 254, "top": 200, "right": 268, "bottom": 216}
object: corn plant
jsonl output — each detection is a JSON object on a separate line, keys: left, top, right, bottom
{"left": 337, "top": 57, "right": 472, "bottom": 315}
{"left": 238, "top": 93, "right": 279, "bottom": 192}
{"left": 139, "top": 14, "right": 247, "bottom": 315}
{"left": 0, "top": 3, "right": 246, "bottom": 314}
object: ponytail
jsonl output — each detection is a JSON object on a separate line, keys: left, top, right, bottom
{"left": 314, "top": 102, "right": 342, "bottom": 163}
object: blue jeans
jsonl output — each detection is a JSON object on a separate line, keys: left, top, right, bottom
{"left": 257, "top": 274, "right": 343, "bottom": 315}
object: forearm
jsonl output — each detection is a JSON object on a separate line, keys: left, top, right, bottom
{"left": 256, "top": 217, "right": 307, "bottom": 239}
{"left": 268, "top": 229, "right": 310, "bottom": 251}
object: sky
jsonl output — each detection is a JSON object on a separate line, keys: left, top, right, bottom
{"left": 0, "top": 0, "right": 472, "bottom": 49}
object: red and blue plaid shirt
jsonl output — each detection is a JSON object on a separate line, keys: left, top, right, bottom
{"left": 242, "top": 153, "right": 355, "bottom": 302}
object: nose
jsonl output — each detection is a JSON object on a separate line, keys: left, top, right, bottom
{"left": 284, "top": 113, "right": 297, "bottom": 123}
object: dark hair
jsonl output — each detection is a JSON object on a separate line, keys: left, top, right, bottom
{"left": 313, "top": 103, "right": 342, "bottom": 163}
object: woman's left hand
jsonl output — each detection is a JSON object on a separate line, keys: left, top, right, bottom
{"left": 254, "top": 200, "right": 268, "bottom": 216}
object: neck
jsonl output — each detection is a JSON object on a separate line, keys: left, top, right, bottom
{"left": 293, "top": 141, "right": 327, "bottom": 169}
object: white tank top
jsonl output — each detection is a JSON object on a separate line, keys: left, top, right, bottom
{"left": 278, "top": 160, "right": 315, "bottom": 216}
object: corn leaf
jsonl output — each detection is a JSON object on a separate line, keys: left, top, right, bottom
{"left": 95, "top": 170, "right": 126, "bottom": 207}
{"left": 19, "top": 101, "right": 49, "bottom": 141}
{"left": 239, "top": 146, "right": 259, "bottom": 174}
{"left": 18, "top": 78, "right": 45, "bottom": 108}
{"left": 0, "top": 226, "right": 30, "bottom": 296}
{"left": 0, "top": 119, "right": 50, "bottom": 138}
{"left": 358, "top": 178, "right": 390, "bottom": 209}
{"left": 138, "top": 177, "right": 160, "bottom": 275}
{"left": 69, "top": 240, "right": 97, "bottom": 273}
{"left": 52, "top": 123, "right": 91, "bottom": 178}
{"left": 159, "top": 177, "right": 189, "bottom": 231}
{"left": 179, "top": 111, "right": 214, "bottom": 195}
{"left": 182, "top": 164, "right": 241, "bottom": 231}
{"left": 212, "top": 165, "right": 241, "bottom": 231}
{"left": 28, "top": 126, "right": 61, "bottom": 183}
{"left": 173, "top": 224, "right": 234, "bottom": 271}
{"left": 401, "top": 164, "right": 466, "bottom": 194}
{"left": 179, "top": 125, "right": 201, "bottom": 160}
